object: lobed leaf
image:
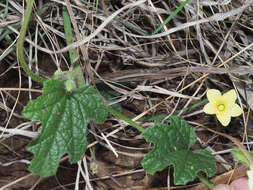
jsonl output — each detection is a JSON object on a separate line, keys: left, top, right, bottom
{"left": 23, "top": 79, "right": 107, "bottom": 177}
{"left": 141, "top": 116, "right": 216, "bottom": 185}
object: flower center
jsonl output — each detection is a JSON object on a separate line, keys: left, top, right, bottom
{"left": 217, "top": 104, "right": 225, "bottom": 111}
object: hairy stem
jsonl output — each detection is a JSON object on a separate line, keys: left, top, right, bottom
{"left": 107, "top": 106, "right": 145, "bottom": 133}
{"left": 197, "top": 173, "right": 214, "bottom": 189}
{"left": 17, "top": 0, "right": 46, "bottom": 83}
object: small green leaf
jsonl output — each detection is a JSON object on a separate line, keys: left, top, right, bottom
{"left": 53, "top": 66, "right": 86, "bottom": 90}
{"left": 22, "top": 79, "right": 107, "bottom": 177}
{"left": 248, "top": 166, "right": 253, "bottom": 190}
{"left": 65, "top": 79, "right": 74, "bottom": 92}
{"left": 231, "top": 149, "right": 253, "bottom": 166}
{"left": 141, "top": 116, "right": 216, "bottom": 185}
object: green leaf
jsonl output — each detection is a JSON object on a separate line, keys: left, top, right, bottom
{"left": 141, "top": 116, "right": 216, "bottom": 185}
{"left": 231, "top": 149, "right": 253, "bottom": 166}
{"left": 248, "top": 166, "right": 253, "bottom": 190}
{"left": 22, "top": 79, "right": 107, "bottom": 177}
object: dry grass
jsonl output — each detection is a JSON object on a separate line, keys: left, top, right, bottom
{"left": 0, "top": 0, "right": 253, "bottom": 189}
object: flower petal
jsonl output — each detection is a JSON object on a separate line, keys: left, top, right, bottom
{"left": 217, "top": 113, "right": 231, "bottom": 126}
{"left": 223, "top": 89, "right": 237, "bottom": 103}
{"left": 207, "top": 89, "right": 221, "bottom": 103}
{"left": 230, "top": 103, "right": 243, "bottom": 117}
{"left": 203, "top": 103, "right": 216, "bottom": 114}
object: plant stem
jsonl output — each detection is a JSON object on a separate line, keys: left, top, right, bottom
{"left": 152, "top": 0, "right": 190, "bottom": 35}
{"left": 17, "top": 0, "right": 46, "bottom": 83}
{"left": 197, "top": 173, "right": 214, "bottom": 189}
{"left": 141, "top": 98, "right": 208, "bottom": 122}
{"left": 62, "top": 7, "right": 78, "bottom": 65}
{"left": 174, "top": 98, "right": 208, "bottom": 115}
{"left": 107, "top": 106, "right": 145, "bottom": 133}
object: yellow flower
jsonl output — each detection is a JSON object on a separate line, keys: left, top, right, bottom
{"left": 203, "top": 89, "right": 243, "bottom": 126}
